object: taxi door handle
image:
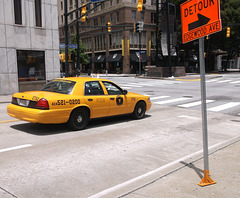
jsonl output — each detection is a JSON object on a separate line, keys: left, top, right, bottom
{"left": 110, "top": 98, "right": 115, "bottom": 100}
{"left": 88, "top": 99, "right": 93, "bottom": 101}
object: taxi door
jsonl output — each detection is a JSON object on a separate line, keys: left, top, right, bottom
{"left": 83, "top": 81, "right": 109, "bottom": 118}
{"left": 101, "top": 81, "right": 128, "bottom": 116}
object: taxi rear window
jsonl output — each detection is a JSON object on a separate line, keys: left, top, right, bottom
{"left": 41, "top": 80, "right": 76, "bottom": 94}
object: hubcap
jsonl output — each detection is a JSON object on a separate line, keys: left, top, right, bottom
{"left": 138, "top": 107, "right": 142, "bottom": 114}
{"left": 76, "top": 115, "right": 83, "bottom": 123}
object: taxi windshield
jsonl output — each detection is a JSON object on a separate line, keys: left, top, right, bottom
{"left": 41, "top": 80, "right": 76, "bottom": 94}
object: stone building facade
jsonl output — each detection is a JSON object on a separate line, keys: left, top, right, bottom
{"left": 0, "top": 0, "right": 60, "bottom": 95}
{"left": 58, "top": 0, "right": 157, "bottom": 74}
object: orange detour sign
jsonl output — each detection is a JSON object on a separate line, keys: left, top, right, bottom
{"left": 181, "top": 0, "right": 222, "bottom": 43}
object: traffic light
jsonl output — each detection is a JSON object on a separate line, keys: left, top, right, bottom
{"left": 107, "top": 22, "right": 111, "bottom": 32}
{"left": 137, "top": 0, "right": 146, "bottom": 12}
{"left": 81, "top": 4, "right": 86, "bottom": 22}
{"left": 136, "top": 22, "right": 143, "bottom": 32}
{"left": 59, "top": 53, "right": 65, "bottom": 62}
{"left": 226, "top": 26, "right": 230, "bottom": 37}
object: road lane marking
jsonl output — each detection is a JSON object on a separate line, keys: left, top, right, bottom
{"left": 175, "top": 79, "right": 200, "bottom": 81}
{"left": 206, "top": 79, "right": 219, "bottom": 83}
{"left": 150, "top": 96, "right": 170, "bottom": 100}
{"left": 178, "top": 100, "right": 215, "bottom": 108}
{"left": 208, "top": 102, "right": 240, "bottom": 112}
{"left": 178, "top": 115, "right": 200, "bottom": 120}
{"left": 0, "top": 144, "right": 32, "bottom": 153}
{"left": 217, "top": 80, "right": 232, "bottom": 83}
{"left": 0, "top": 119, "right": 19, "bottom": 124}
{"left": 230, "top": 80, "right": 240, "bottom": 84}
{"left": 154, "top": 97, "right": 191, "bottom": 105}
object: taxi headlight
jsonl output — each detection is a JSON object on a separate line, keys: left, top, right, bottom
{"left": 147, "top": 98, "right": 151, "bottom": 102}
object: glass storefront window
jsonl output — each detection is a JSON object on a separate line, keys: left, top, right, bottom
{"left": 17, "top": 50, "right": 45, "bottom": 81}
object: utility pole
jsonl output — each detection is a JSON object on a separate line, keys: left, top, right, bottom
{"left": 156, "top": 0, "right": 159, "bottom": 67}
{"left": 64, "top": 0, "right": 69, "bottom": 76}
{"left": 139, "top": 31, "right": 142, "bottom": 75}
{"left": 166, "top": 0, "right": 172, "bottom": 77}
{"left": 76, "top": 0, "right": 80, "bottom": 73}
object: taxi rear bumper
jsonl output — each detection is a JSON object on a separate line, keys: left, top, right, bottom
{"left": 7, "top": 104, "right": 71, "bottom": 124}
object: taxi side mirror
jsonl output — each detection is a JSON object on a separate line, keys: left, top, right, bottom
{"left": 123, "top": 90, "right": 128, "bottom": 95}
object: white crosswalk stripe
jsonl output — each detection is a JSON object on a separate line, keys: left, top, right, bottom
{"left": 154, "top": 97, "right": 191, "bottom": 105}
{"left": 151, "top": 95, "right": 240, "bottom": 114}
{"left": 230, "top": 80, "right": 240, "bottom": 84}
{"left": 207, "top": 102, "right": 240, "bottom": 112}
{"left": 178, "top": 100, "right": 215, "bottom": 108}
{"left": 118, "top": 80, "right": 180, "bottom": 89}
{"left": 217, "top": 80, "right": 232, "bottom": 83}
{"left": 150, "top": 96, "right": 170, "bottom": 100}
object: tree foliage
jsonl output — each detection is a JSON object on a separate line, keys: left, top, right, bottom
{"left": 70, "top": 34, "right": 89, "bottom": 66}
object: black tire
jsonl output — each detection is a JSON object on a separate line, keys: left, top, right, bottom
{"left": 67, "top": 108, "right": 89, "bottom": 130}
{"left": 132, "top": 101, "right": 146, "bottom": 119}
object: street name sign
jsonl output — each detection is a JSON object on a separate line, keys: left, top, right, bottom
{"left": 60, "top": 44, "right": 78, "bottom": 49}
{"left": 181, "top": 0, "right": 221, "bottom": 43}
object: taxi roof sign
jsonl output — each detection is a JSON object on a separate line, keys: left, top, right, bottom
{"left": 181, "top": 0, "right": 222, "bottom": 44}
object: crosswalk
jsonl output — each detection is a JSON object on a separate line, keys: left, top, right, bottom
{"left": 206, "top": 78, "right": 240, "bottom": 85}
{"left": 119, "top": 80, "right": 181, "bottom": 89}
{"left": 149, "top": 95, "right": 240, "bottom": 114}
{"left": 118, "top": 78, "right": 240, "bottom": 89}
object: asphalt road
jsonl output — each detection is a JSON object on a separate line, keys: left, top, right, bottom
{"left": 0, "top": 73, "right": 240, "bottom": 198}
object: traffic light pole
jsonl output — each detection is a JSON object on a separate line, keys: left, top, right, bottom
{"left": 76, "top": 0, "right": 80, "bottom": 73}
{"left": 166, "top": 0, "right": 172, "bottom": 77}
{"left": 64, "top": 0, "right": 69, "bottom": 77}
{"left": 156, "top": 0, "right": 159, "bottom": 67}
{"left": 139, "top": 31, "right": 142, "bottom": 75}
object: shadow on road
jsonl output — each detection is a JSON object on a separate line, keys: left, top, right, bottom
{"left": 10, "top": 114, "right": 151, "bottom": 135}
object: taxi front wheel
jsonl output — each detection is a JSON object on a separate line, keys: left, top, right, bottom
{"left": 68, "top": 108, "right": 89, "bottom": 130}
{"left": 132, "top": 101, "right": 146, "bottom": 119}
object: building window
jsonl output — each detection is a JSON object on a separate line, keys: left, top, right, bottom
{"left": 110, "top": 0, "right": 113, "bottom": 6}
{"left": 61, "top": 1, "right": 63, "bottom": 10}
{"left": 110, "top": 13, "right": 114, "bottom": 24}
{"left": 140, "top": 11, "right": 144, "bottom": 22}
{"left": 70, "top": 13, "right": 73, "bottom": 21}
{"left": 132, "top": 11, "right": 136, "bottom": 22}
{"left": 17, "top": 50, "right": 45, "bottom": 81}
{"left": 151, "top": 13, "right": 156, "bottom": 23}
{"left": 14, "top": 0, "right": 22, "bottom": 25}
{"left": 100, "top": 16, "right": 105, "bottom": 26}
{"left": 151, "top": 0, "right": 156, "bottom": 6}
{"left": 101, "top": 2, "right": 105, "bottom": 9}
{"left": 35, "top": 0, "right": 42, "bottom": 27}
{"left": 116, "top": 12, "right": 120, "bottom": 23}
{"left": 132, "top": 0, "right": 136, "bottom": 3}
{"left": 94, "top": 18, "right": 98, "bottom": 27}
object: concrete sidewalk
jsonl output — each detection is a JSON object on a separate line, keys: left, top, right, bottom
{"left": 97, "top": 136, "right": 240, "bottom": 198}
{"left": 0, "top": 95, "right": 12, "bottom": 103}
{"left": 121, "top": 140, "right": 240, "bottom": 198}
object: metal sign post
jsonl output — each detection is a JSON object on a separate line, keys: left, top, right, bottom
{"left": 198, "top": 37, "right": 216, "bottom": 186}
{"left": 180, "top": 0, "right": 222, "bottom": 187}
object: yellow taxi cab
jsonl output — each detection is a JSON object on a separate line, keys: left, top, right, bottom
{"left": 7, "top": 77, "right": 151, "bottom": 130}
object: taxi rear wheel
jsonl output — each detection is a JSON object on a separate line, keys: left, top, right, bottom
{"left": 68, "top": 108, "right": 89, "bottom": 130}
{"left": 132, "top": 101, "right": 146, "bottom": 119}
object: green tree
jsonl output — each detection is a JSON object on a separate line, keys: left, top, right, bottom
{"left": 70, "top": 34, "right": 90, "bottom": 66}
